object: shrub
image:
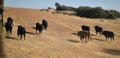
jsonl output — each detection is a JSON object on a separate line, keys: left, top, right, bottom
{"left": 55, "top": 3, "right": 120, "bottom": 19}
{"left": 76, "top": 6, "right": 120, "bottom": 19}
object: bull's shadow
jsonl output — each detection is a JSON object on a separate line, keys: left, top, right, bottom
{"left": 72, "top": 32, "right": 105, "bottom": 42}
{"left": 5, "top": 36, "right": 18, "bottom": 40}
{"left": 67, "top": 39, "right": 80, "bottom": 43}
{"left": 72, "top": 32, "right": 96, "bottom": 36}
{"left": 102, "top": 49, "right": 120, "bottom": 55}
{"left": 92, "top": 38, "right": 105, "bottom": 41}
{"left": 26, "top": 31, "right": 35, "bottom": 35}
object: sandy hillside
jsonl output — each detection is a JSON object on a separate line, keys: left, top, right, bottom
{"left": 2, "top": 7, "right": 120, "bottom": 58}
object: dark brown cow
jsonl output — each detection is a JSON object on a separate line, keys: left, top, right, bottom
{"left": 102, "top": 31, "right": 114, "bottom": 41}
{"left": 78, "top": 31, "right": 91, "bottom": 42}
{"left": 94, "top": 26, "right": 103, "bottom": 35}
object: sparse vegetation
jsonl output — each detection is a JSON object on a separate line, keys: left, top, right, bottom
{"left": 52, "top": 11, "right": 75, "bottom": 16}
{"left": 40, "top": 9, "right": 49, "bottom": 11}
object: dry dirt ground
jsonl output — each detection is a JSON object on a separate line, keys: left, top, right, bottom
{"left": 1, "top": 7, "right": 120, "bottom": 58}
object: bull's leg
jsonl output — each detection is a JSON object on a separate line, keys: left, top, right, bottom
{"left": 81, "top": 38, "right": 83, "bottom": 41}
{"left": 36, "top": 30, "right": 37, "bottom": 34}
{"left": 86, "top": 37, "right": 89, "bottom": 42}
{"left": 17, "top": 33, "right": 19, "bottom": 37}
{"left": 110, "top": 37, "right": 112, "bottom": 41}
{"left": 106, "top": 38, "right": 107, "bottom": 41}
{"left": 96, "top": 32, "right": 98, "bottom": 35}
{"left": 17, "top": 34, "right": 19, "bottom": 40}
{"left": 105, "top": 36, "right": 108, "bottom": 40}
{"left": 6, "top": 30, "right": 9, "bottom": 35}
{"left": 44, "top": 26, "right": 46, "bottom": 30}
{"left": 39, "top": 30, "right": 42, "bottom": 34}
{"left": 111, "top": 37, "right": 114, "bottom": 41}
{"left": 87, "top": 37, "right": 89, "bottom": 42}
{"left": 39, "top": 30, "right": 41, "bottom": 34}
{"left": 85, "top": 38, "right": 87, "bottom": 42}
{"left": 108, "top": 37, "right": 110, "bottom": 40}
{"left": 112, "top": 36, "right": 114, "bottom": 41}
{"left": 45, "top": 26, "right": 47, "bottom": 30}
{"left": 80, "top": 38, "right": 82, "bottom": 41}
{"left": 24, "top": 34, "right": 26, "bottom": 40}
{"left": 8, "top": 30, "right": 10, "bottom": 35}
{"left": 17, "top": 35, "right": 19, "bottom": 39}
{"left": 20, "top": 35, "right": 22, "bottom": 40}
{"left": 10, "top": 27, "right": 12, "bottom": 35}
{"left": 80, "top": 37, "right": 83, "bottom": 41}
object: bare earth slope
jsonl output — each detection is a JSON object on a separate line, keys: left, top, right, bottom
{"left": 2, "top": 7, "right": 120, "bottom": 58}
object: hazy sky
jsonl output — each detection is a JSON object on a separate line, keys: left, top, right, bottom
{"left": 4, "top": 0, "right": 120, "bottom": 12}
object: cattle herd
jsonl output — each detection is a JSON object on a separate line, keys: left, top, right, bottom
{"left": 78, "top": 25, "right": 114, "bottom": 42}
{"left": 4, "top": 17, "right": 48, "bottom": 40}
{"left": 35, "top": 19, "right": 48, "bottom": 34}
{"left": 4, "top": 17, "right": 114, "bottom": 42}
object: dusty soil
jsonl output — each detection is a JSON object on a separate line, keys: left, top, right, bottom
{"left": 2, "top": 7, "right": 120, "bottom": 58}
